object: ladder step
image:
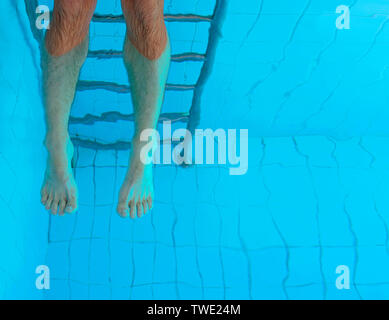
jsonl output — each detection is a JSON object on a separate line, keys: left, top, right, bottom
{"left": 77, "top": 80, "right": 195, "bottom": 92}
{"left": 88, "top": 50, "right": 206, "bottom": 62}
{"left": 92, "top": 13, "right": 212, "bottom": 23}
{"left": 69, "top": 111, "right": 189, "bottom": 125}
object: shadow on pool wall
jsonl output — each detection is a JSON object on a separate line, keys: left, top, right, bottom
{"left": 0, "top": 0, "right": 48, "bottom": 299}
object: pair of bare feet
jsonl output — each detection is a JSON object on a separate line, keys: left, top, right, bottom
{"left": 40, "top": 137, "right": 153, "bottom": 218}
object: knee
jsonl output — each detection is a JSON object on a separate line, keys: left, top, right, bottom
{"left": 122, "top": 0, "right": 164, "bottom": 21}
{"left": 46, "top": 0, "right": 97, "bottom": 56}
{"left": 122, "top": 0, "right": 167, "bottom": 60}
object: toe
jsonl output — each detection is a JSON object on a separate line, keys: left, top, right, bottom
{"left": 40, "top": 187, "right": 48, "bottom": 205}
{"left": 65, "top": 195, "right": 77, "bottom": 213}
{"left": 50, "top": 198, "right": 59, "bottom": 215}
{"left": 45, "top": 192, "right": 53, "bottom": 210}
{"left": 118, "top": 209, "right": 128, "bottom": 218}
{"left": 65, "top": 205, "right": 74, "bottom": 213}
{"left": 147, "top": 196, "right": 153, "bottom": 210}
{"left": 136, "top": 201, "right": 142, "bottom": 218}
{"left": 123, "top": 207, "right": 130, "bottom": 218}
{"left": 58, "top": 199, "right": 66, "bottom": 216}
{"left": 129, "top": 200, "right": 135, "bottom": 219}
{"left": 116, "top": 202, "right": 128, "bottom": 218}
{"left": 142, "top": 198, "right": 147, "bottom": 215}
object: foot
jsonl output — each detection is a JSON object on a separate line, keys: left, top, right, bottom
{"left": 40, "top": 137, "right": 78, "bottom": 215}
{"left": 117, "top": 142, "right": 154, "bottom": 218}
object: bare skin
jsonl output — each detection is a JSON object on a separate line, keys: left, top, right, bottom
{"left": 117, "top": 0, "right": 170, "bottom": 218}
{"left": 41, "top": 0, "right": 96, "bottom": 215}
{"left": 40, "top": 0, "right": 170, "bottom": 218}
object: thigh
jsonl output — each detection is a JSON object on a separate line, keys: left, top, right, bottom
{"left": 121, "top": 0, "right": 166, "bottom": 59}
{"left": 121, "top": 0, "right": 164, "bottom": 23}
{"left": 52, "top": 0, "right": 97, "bottom": 25}
{"left": 47, "top": 0, "right": 97, "bottom": 55}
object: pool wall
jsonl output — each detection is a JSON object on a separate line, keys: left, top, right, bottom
{"left": 2, "top": 0, "right": 389, "bottom": 300}
{"left": 0, "top": 0, "right": 48, "bottom": 299}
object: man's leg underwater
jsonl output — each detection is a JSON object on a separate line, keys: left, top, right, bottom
{"left": 117, "top": 0, "right": 171, "bottom": 218}
{"left": 40, "top": 0, "right": 96, "bottom": 215}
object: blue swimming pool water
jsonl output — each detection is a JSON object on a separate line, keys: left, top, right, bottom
{"left": 2, "top": 0, "right": 389, "bottom": 299}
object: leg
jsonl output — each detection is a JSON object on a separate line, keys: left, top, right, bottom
{"left": 40, "top": 0, "right": 96, "bottom": 215}
{"left": 117, "top": 0, "right": 170, "bottom": 218}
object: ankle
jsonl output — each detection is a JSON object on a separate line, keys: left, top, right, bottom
{"left": 44, "top": 133, "right": 70, "bottom": 151}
